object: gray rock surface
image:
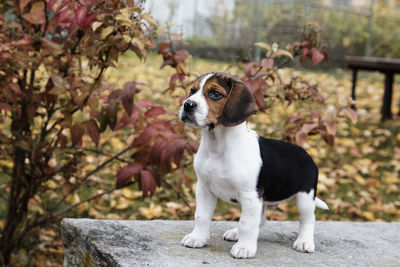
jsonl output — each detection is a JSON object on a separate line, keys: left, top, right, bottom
{"left": 61, "top": 219, "right": 400, "bottom": 267}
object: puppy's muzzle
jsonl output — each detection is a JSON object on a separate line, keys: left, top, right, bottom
{"left": 184, "top": 100, "right": 197, "bottom": 112}
{"left": 180, "top": 100, "right": 198, "bottom": 125}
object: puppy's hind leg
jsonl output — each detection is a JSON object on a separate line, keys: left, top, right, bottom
{"left": 293, "top": 190, "right": 316, "bottom": 253}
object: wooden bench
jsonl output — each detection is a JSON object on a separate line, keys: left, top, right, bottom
{"left": 345, "top": 56, "right": 400, "bottom": 122}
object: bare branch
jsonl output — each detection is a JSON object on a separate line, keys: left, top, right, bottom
{"left": 55, "top": 182, "right": 133, "bottom": 217}
{"left": 49, "top": 146, "right": 132, "bottom": 212}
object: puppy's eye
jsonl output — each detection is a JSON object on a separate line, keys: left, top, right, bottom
{"left": 208, "top": 90, "right": 223, "bottom": 101}
{"left": 190, "top": 88, "right": 197, "bottom": 95}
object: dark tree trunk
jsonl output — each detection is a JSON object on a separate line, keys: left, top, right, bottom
{"left": 0, "top": 110, "right": 32, "bottom": 265}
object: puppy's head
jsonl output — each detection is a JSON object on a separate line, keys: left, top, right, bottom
{"left": 179, "top": 72, "right": 257, "bottom": 129}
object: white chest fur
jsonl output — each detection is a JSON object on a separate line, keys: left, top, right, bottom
{"left": 194, "top": 123, "right": 262, "bottom": 202}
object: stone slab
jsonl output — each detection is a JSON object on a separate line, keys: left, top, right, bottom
{"left": 61, "top": 219, "right": 400, "bottom": 267}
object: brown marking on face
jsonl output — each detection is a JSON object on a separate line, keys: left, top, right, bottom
{"left": 203, "top": 77, "right": 229, "bottom": 125}
{"left": 188, "top": 78, "right": 201, "bottom": 97}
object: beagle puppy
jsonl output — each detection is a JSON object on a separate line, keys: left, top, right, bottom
{"left": 179, "top": 72, "right": 328, "bottom": 259}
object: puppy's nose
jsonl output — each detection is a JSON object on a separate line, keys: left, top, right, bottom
{"left": 184, "top": 100, "right": 197, "bottom": 112}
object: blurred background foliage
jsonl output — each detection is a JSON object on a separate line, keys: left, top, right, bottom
{"left": 156, "top": 0, "right": 400, "bottom": 65}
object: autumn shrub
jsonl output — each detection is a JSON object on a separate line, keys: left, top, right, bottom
{"left": 0, "top": 0, "right": 169, "bottom": 264}
{"left": 0, "top": 0, "right": 357, "bottom": 265}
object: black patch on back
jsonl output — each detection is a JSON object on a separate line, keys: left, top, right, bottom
{"left": 256, "top": 136, "right": 318, "bottom": 202}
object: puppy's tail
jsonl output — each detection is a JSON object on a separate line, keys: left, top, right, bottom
{"left": 315, "top": 197, "right": 329, "bottom": 210}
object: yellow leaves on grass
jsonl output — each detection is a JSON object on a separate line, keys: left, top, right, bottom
{"left": 382, "top": 173, "right": 400, "bottom": 184}
{"left": 0, "top": 159, "right": 13, "bottom": 168}
{"left": 361, "top": 211, "right": 375, "bottom": 221}
{"left": 122, "top": 188, "right": 143, "bottom": 199}
{"left": 139, "top": 203, "right": 164, "bottom": 219}
{"left": 110, "top": 137, "right": 125, "bottom": 150}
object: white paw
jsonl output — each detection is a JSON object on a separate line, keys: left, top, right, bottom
{"left": 181, "top": 233, "right": 208, "bottom": 248}
{"left": 293, "top": 238, "right": 315, "bottom": 253}
{"left": 223, "top": 228, "right": 238, "bottom": 242}
{"left": 230, "top": 242, "right": 257, "bottom": 259}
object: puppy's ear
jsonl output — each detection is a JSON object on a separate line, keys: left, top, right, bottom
{"left": 221, "top": 80, "right": 258, "bottom": 127}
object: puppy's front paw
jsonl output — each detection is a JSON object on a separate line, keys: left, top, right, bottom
{"left": 293, "top": 237, "right": 315, "bottom": 253}
{"left": 230, "top": 242, "right": 257, "bottom": 259}
{"left": 181, "top": 233, "right": 208, "bottom": 248}
{"left": 223, "top": 227, "right": 238, "bottom": 242}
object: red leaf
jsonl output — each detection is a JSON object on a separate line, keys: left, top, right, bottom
{"left": 167, "top": 73, "right": 184, "bottom": 92}
{"left": 44, "top": 167, "right": 54, "bottom": 176}
{"left": 302, "top": 122, "right": 318, "bottom": 134}
{"left": 253, "top": 89, "right": 266, "bottom": 110}
{"left": 311, "top": 48, "right": 324, "bottom": 66}
{"left": 325, "top": 121, "right": 336, "bottom": 135}
{"left": 175, "top": 50, "right": 189, "bottom": 63}
{"left": 145, "top": 106, "right": 166, "bottom": 119}
{"left": 326, "top": 107, "right": 337, "bottom": 121}
{"left": 315, "top": 94, "right": 325, "bottom": 103}
{"left": 9, "top": 83, "right": 24, "bottom": 95}
{"left": 132, "top": 126, "right": 157, "bottom": 147}
{"left": 86, "top": 119, "right": 100, "bottom": 146}
{"left": 152, "top": 120, "right": 173, "bottom": 131}
{"left": 167, "top": 139, "right": 187, "bottom": 166}
{"left": 261, "top": 58, "right": 274, "bottom": 70}
{"left": 150, "top": 138, "right": 168, "bottom": 165}
{"left": 12, "top": 38, "right": 31, "bottom": 46}
{"left": 244, "top": 76, "right": 267, "bottom": 110}
{"left": 22, "top": 10, "right": 46, "bottom": 24}
{"left": 74, "top": 91, "right": 90, "bottom": 109}
{"left": 55, "top": 7, "right": 74, "bottom": 26}
{"left": 116, "top": 107, "right": 140, "bottom": 129}
{"left": 0, "top": 102, "right": 12, "bottom": 111}
{"left": 320, "top": 130, "right": 335, "bottom": 147}
{"left": 295, "top": 130, "right": 307, "bottom": 147}
{"left": 185, "top": 141, "right": 199, "bottom": 154}
{"left": 137, "top": 98, "right": 154, "bottom": 108}
{"left": 116, "top": 162, "right": 143, "bottom": 188}
{"left": 322, "top": 51, "right": 329, "bottom": 62}
{"left": 59, "top": 133, "right": 67, "bottom": 149}
{"left": 148, "top": 167, "right": 161, "bottom": 186}
{"left": 176, "top": 169, "right": 192, "bottom": 184}
{"left": 71, "top": 123, "right": 84, "bottom": 146}
{"left": 140, "top": 170, "right": 157, "bottom": 198}
{"left": 121, "top": 82, "right": 138, "bottom": 115}
{"left": 244, "top": 62, "right": 260, "bottom": 77}
{"left": 84, "top": 14, "right": 96, "bottom": 29}
{"left": 302, "top": 47, "right": 309, "bottom": 57}
{"left": 20, "top": 0, "right": 31, "bottom": 12}
{"left": 345, "top": 107, "right": 358, "bottom": 124}
{"left": 75, "top": 5, "right": 87, "bottom": 29}
{"left": 41, "top": 37, "right": 63, "bottom": 53}
{"left": 126, "top": 0, "right": 134, "bottom": 7}
{"left": 48, "top": 0, "right": 58, "bottom": 11}
{"left": 106, "top": 99, "right": 119, "bottom": 130}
